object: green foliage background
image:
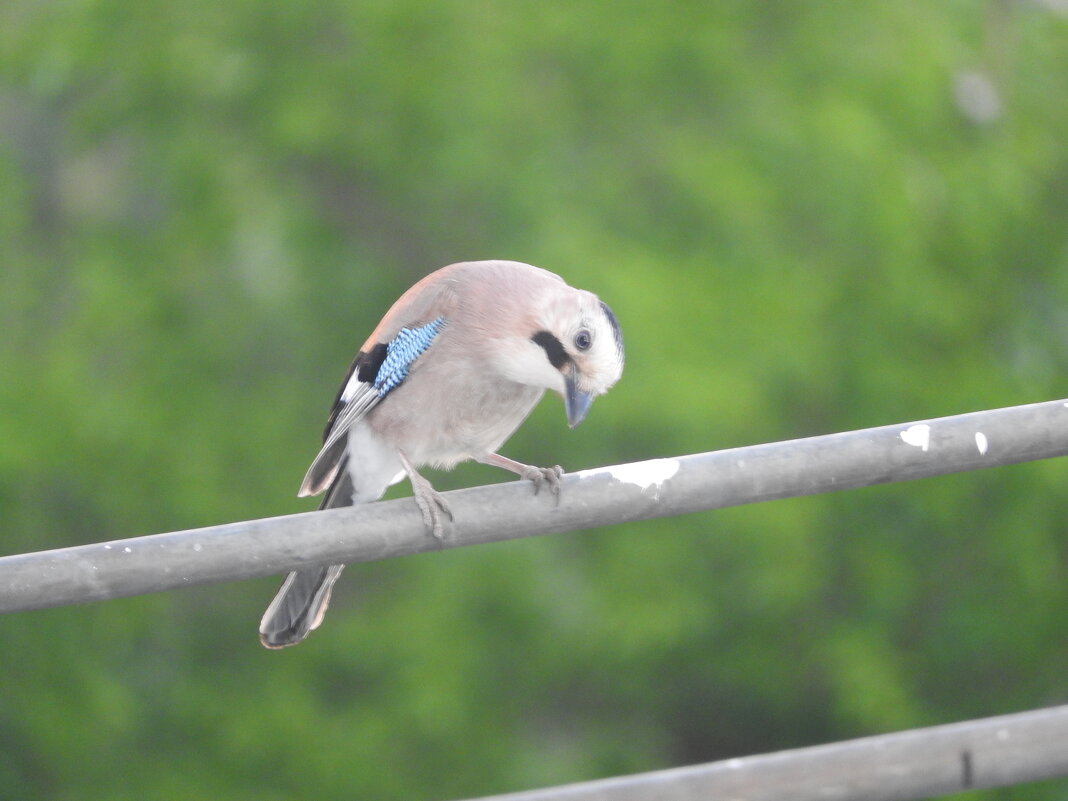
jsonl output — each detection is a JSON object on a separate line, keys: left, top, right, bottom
{"left": 3, "top": 2, "right": 1068, "bottom": 799}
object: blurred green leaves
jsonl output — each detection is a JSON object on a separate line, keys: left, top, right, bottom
{"left": 2, "top": 2, "right": 1068, "bottom": 799}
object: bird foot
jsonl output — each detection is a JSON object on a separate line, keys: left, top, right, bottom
{"left": 477, "top": 453, "right": 564, "bottom": 505}
{"left": 410, "top": 472, "right": 453, "bottom": 541}
{"left": 519, "top": 464, "right": 564, "bottom": 502}
{"left": 399, "top": 450, "right": 454, "bottom": 541}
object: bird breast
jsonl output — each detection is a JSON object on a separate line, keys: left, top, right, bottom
{"left": 365, "top": 362, "right": 545, "bottom": 469}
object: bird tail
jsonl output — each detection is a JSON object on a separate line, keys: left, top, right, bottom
{"left": 259, "top": 458, "right": 353, "bottom": 649}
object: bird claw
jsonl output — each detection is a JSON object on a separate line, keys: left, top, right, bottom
{"left": 415, "top": 488, "right": 453, "bottom": 540}
{"left": 520, "top": 464, "right": 564, "bottom": 503}
{"left": 409, "top": 474, "right": 454, "bottom": 541}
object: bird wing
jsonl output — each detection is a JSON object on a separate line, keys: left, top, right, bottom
{"left": 298, "top": 272, "right": 459, "bottom": 497}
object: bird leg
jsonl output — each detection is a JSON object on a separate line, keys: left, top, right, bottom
{"left": 398, "top": 451, "right": 453, "bottom": 540}
{"left": 478, "top": 452, "right": 564, "bottom": 501}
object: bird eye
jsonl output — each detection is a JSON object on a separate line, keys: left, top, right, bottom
{"left": 574, "top": 330, "right": 592, "bottom": 351}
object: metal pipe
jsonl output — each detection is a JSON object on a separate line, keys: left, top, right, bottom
{"left": 463, "top": 704, "right": 1068, "bottom": 801}
{"left": 2, "top": 398, "right": 1066, "bottom": 613}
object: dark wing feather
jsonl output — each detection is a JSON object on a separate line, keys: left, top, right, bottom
{"left": 299, "top": 379, "right": 381, "bottom": 496}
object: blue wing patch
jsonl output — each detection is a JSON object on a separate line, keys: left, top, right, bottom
{"left": 373, "top": 317, "right": 446, "bottom": 397}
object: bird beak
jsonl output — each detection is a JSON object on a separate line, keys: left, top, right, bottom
{"left": 564, "top": 368, "right": 594, "bottom": 428}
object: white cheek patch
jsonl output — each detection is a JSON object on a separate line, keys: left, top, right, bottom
{"left": 578, "top": 458, "right": 680, "bottom": 500}
{"left": 495, "top": 338, "right": 567, "bottom": 391}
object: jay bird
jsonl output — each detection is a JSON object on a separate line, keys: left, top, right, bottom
{"left": 259, "top": 260, "right": 624, "bottom": 648}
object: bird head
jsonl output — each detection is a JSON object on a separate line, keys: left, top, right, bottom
{"left": 466, "top": 261, "right": 623, "bottom": 426}
{"left": 527, "top": 289, "right": 625, "bottom": 427}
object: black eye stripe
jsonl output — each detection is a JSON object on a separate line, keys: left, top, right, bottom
{"left": 531, "top": 330, "right": 571, "bottom": 370}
